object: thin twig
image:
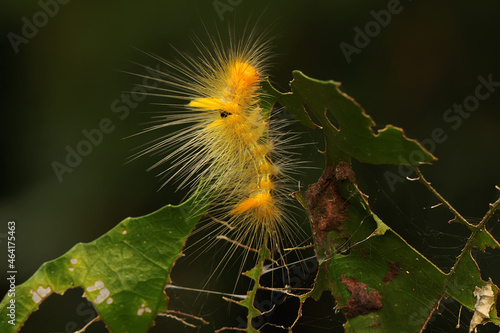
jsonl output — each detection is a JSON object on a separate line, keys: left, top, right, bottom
{"left": 216, "top": 235, "right": 259, "bottom": 253}
{"left": 284, "top": 243, "right": 314, "bottom": 251}
{"left": 159, "top": 309, "right": 209, "bottom": 328}
{"left": 456, "top": 305, "right": 462, "bottom": 329}
{"left": 478, "top": 195, "right": 500, "bottom": 231}
{"left": 74, "top": 316, "right": 100, "bottom": 333}
{"left": 415, "top": 167, "right": 471, "bottom": 227}
{"left": 160, "top": 314, "right": 197, "bottom": 328}
{"left": 445, "top": 183, "right": 500, "bottom": 279}
{"left": 289, "top": 299, "right": 304, "bottom": 331}
{"left": 208, "top": 213, "right": 236, "bottom": 230}
{"left": 415, "top": 167, "right": 500, "bottom": 306}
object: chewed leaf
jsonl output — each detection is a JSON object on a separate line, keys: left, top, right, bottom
{"left": 470, "top": 281, "right": 497, "bottom": 332}
{"left": 264, "top": 71, "right": 437, "bottom": 166}
{"left": 0, "top": 193, "right": 208, "bottom": 333}
{"left": 238, "top": 244, "right": 271, "bottom": 332}
{"left": 305, "top": 165, "right": 445, "bottom": 331}
{"left": 304, "top": 164, "right": 500, "bottom": 332}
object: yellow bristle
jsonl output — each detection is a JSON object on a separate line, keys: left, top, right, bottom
{"left": 231, "top": 192, "right": 273, "bottom": 215}
{"left": 131, "top": 27, "right": 304, "bottom": 277}
{"left": 226, "top": 113, "right": 244, "bottom": 126}
{"left": 188, "top": 97, "right": 223, "bottom": 110}
{"left": 228, "top": 60, "right": 260, "bottom": 92}
{"left": 259, "top": 161, "right": 277, "bottom": 175}
{"left": 250, "top": 144, "right": 269, "bottom": 159}
{"left": 242, "top": 131, "right": 259, "bottom": 145}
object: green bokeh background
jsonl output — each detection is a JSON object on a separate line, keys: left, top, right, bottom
{"left": 1, "top": 0, "right": 499, "bottom": 332}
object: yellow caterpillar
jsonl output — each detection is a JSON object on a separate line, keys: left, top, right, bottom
{"left": 132, "top": 27, "right": 300, "bottom": 257}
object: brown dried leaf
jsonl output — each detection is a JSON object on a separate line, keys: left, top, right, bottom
{"left": 470, "top": 280, "right": 496, "bottom": 332}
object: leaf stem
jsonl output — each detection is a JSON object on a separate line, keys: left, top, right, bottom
{"left": 414, "top": 167, "right": 472, "bottom": 228}
{"left": 74, "top": 316, "right": 100, "bottom": 333}
{"left": 478, "top": 195, "right": 500, "bottom": 231}
{"left": 417, "top": 167, "right": 500, "bottom": 279}
{"left": 162, "top": 310, "right": 209, "bottom": 326}
{"left": 449, "top": 194, "right": 500, "bottom": 280}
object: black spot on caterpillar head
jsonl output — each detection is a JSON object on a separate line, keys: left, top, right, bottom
{"left": 220, "top": 110, "right": 232, "bottom": 118}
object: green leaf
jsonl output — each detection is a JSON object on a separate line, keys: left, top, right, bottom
{"left": 264, "top": 71, "right": 437, "bottom": 166}
{"left": 0, "top": 193, "right": 208, "bottom": 333}
{"left": 263, "top": 72, "right": 499, "bottom": 331}
{"left": 305, "top": 165, "right": 500, "bottom": 332}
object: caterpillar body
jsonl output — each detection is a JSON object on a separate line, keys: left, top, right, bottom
{"left": 132, "top": 27, "right": 302, "bottom": 263}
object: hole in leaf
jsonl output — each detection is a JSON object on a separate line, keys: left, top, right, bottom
{"left": 20, "top": 288, "right": 101, "bottom": 333}
{"left": 325, "top": 108, "right": 340, "bottom": 131}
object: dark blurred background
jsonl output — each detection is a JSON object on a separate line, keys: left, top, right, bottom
{"left": 1, "top": 0, "right": 499, "bottom": 332}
